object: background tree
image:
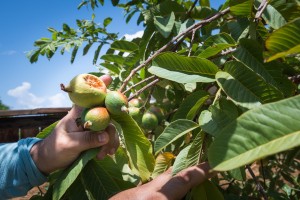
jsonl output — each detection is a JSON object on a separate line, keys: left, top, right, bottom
{"left": 0, "top": 99, "right": 10, "bottom": 110}
{"left": 28, "top": 0, "right": 300, "bottom": 199}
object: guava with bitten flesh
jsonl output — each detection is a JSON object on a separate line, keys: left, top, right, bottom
{"left": 61, "top": 73, "right": 107, "bottom": 108}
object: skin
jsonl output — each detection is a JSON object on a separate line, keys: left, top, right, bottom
{"left": 30, "top": 74, "right": 216, "bottom": 198}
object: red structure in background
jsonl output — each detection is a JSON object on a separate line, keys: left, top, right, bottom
{"left": 0, "top": 108, "right": 70, "bottom": 143}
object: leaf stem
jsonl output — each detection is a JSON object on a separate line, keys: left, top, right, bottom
{"left": 119, "top": 7, "right": 230, "bottom": 92}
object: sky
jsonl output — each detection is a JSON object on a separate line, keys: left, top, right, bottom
{"left": 0, "top": 0, "right": 222, "bottom": 110}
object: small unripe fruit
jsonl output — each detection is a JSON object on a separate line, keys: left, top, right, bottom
{"left": 81, "top": 107, "right": 110, "bottom": 131}
{"left": 148, "top": 106, "right": 165, "bottom": 124}
{"left": 142, "top": 111, "right": 158, "bottom": 130}
{"left": 61, "top": 73, "right": 107, "bottom": 108}
{"left": 105, "top": 90, "right": 128, "bottom": 115}
{"left": 128, "top": 107, "right": 143, "bottom": 124}
{"left": 128, "top": 98, "right": 144, "bottom": 108}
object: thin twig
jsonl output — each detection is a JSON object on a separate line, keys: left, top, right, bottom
{"left": 255, "top": 0, "right": 268, "bottom": 21}
{"left": 123, "top": 75, "right": 156, "bottom": 94}
{"left": 246, "top": 165, "right": 268, "bottom": 200}
{"left": 128, "top": 78, "right": 160, "bottom": 101}
{"left": 185, "top": 0, "right": 199, "bottom": 20}
{"left": 188, "top": 29, "right": 196, "bottom": 57}
{"left": 119, "top": 7, "right": 230, "bottom": 92}
{"left": 260, "top": 160, "right": 267, "bottom": 188}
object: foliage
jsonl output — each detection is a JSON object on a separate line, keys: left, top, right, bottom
{"left": 30, "top": 0, "right": 300, "bottom": 199}
{"left": 0, "top": 99, "right": 10, "bottom": 110}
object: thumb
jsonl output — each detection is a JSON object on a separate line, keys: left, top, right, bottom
{"left": 70, "top": 130, "right": 110, "bottom": 151}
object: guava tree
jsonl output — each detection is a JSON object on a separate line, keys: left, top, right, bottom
{"left": 28, "top": 0, "right": 300, "bottom": 199}
{"left": 0, "top": 99, "right": 9, "bottom": 110}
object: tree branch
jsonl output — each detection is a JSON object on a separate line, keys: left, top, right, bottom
{"left": 119, "top": 7, "right": 230, "bottom": 92}
{"left": 123, "top": 75, "right": 156, "bottom": 94}
{"left": 255, "top": 0, "right": 268, "bottom": 21}
{"left": 128, "top": 78, "right": 160, "bottom": 101}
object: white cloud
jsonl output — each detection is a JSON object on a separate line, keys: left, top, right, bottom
{"left": 124, "top": 30, "right": 144, "bottom": 41}
{"left": 7, "top": 82, "right": 71, "bottom": 109}
{"left": 0, "top": 50, "right": 17, "bottom": 56}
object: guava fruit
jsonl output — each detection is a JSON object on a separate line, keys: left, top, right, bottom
{"left": 81, "top": 107, "right": 110, "bottom": 131}
{"left": 142, "top": 111, "right": 158, "bottom": 130}
{"left": 128, "top": 107, "right": 143, "bottom": 124}
{"left": 61, "top": 73, "right": 107, "bottom": 108}
{"left": 128, "top": 98, "right": 144, "bottom": 108}
{"left": 148, "top": 105, "right": 165, "bottom": 124}
{"left": 105, "top": 90, "right": 128, "bottom": 115}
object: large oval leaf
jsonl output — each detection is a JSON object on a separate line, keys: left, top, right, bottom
{"left": 112, "top": 112, "right": 155, "bottom": 182}
{"left": 154, "top": 119, "right": 199, "bottom": 155}
{"left": 216, "top": 61, "right": 283, "bottom": 109}
{"left": 208, "top": 94, "right": 300, "bottom": 171}
{"left": 149, "top": 52, "right": 219, "bottom": 83}
{"left": 265, "top": 17, "right": 300, "bottom": 62}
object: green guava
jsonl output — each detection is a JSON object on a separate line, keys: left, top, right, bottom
{"left": 61, "top": 73, "right": 107, "bottom": 108}
{"left": 128, "top": 98, "right": 144, "bottom": 108}
{"left": 142, "top": 111, "right": 158, "bottom": 130}
{"left": 105, "top": 90, "right": 128, "bottom": 115}
{"left": 81, "top": 107, "right": 110, "bottom": 131}
{"left": 148, "top": 105, "right": 165, "bottom": 124}
{"left": 128, "top": 107, "right": 143, "bottom": 124}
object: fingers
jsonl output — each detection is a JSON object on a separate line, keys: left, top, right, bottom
{"left": 100, "top": 74, "right": 113, "bottom": 87}
{"left": 96, "top": 124, "right": 120, "bottom": 159}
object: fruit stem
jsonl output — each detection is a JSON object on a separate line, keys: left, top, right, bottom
{"left": 60, "top": 84, "right": 72, "bottom": 93}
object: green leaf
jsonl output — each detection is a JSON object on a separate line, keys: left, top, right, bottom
{"left": 200, "top": 0, "right": 210, "bottom": 7}
{"left": 216, "top": 61, "right": 283, "bottom": 109}
{"left": 154, "top": 119, "right": 199, "bottom": 155}
{"left": 101, "top": 54, "right": 125, "bottom": 65}
{"left": 65, "top": 175, "right": 89, "bottom": 200}
{"left": 93, "top": 43, "right": 104, "bottom": 64}
{"left": 53, "top": 148, "right": 98, "bottom": 200}
{"left": 111, "top": 113, "right": 155, "bottom": 182}
{"left": 154, "top": 12, "right": 175, "bottom": 38}
{"left": 229, "top": 0, "right": 253, "bottom": 17}
{"left": 198, "top": 33, "right": 237, "bottom": 58}
{"left": 234, "top": 39, "right": 279, "bottom": 89}
{"left": 187, "top": 180, "right": 224, "bottom": 200}
{"left": 208, "top": 94, "right": 300, "bottom": 171}
{"left": 71, "top": 45, "right": 79, "bottom": 64}
{"left": 149, "top": 52, "right": 219, "bottom": 83}
{"left": 103, "top": 17, "right": 112, "bottom": 27}
{"left": 151, "top": 152, "right": 175, "bottom": 178}
{"left": 111, "top": 0, "right": 119, "bottom": 6}
{"left": 83, "top": 42, "right": 93, "bottom": 56}
{"left": 265, "top": 17, "right": 300, "bottom": 62}
{"left": 36, "top": 121, "right": 59, "bottom": 139}
{"left": 199, "top": 98, "right": 239, "bottom": 136}
{"left": 185, "top": 131, "right": 204, "bottom": 167}
{"left": 258, "top": 1, "right": 287, "bottom": 29}
{"left": 111, "top": 40, "right": 139, "bottom": 53}
{"left": 172, "top": 90, "right": 209, "bottom": 121}
{"left": 80, "top": 159, "right": 121, "bottom": 199}
{"left": 172, "top": 144, "right": 192, "bottom": 175}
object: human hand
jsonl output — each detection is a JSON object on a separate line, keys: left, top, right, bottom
{"left": 30, "top": 75, "right": 120, "bottom": 174}
{"left": 110, "top": 162, "right": 217, "bottom": 200}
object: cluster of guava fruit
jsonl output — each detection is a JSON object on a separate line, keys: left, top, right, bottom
{"left": 61, "top": 73, "right": 128, "bottom": 131}
{"left": 127, "top": 98, "right": 165, "bottom": 133}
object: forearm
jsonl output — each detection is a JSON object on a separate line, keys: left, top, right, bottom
{"left": 0, "top": 138, "right": 47, "bottom": 198}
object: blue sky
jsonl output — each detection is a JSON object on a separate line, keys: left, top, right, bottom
{"left": 0, "top": 0, "right": 222, "bottom": 110}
